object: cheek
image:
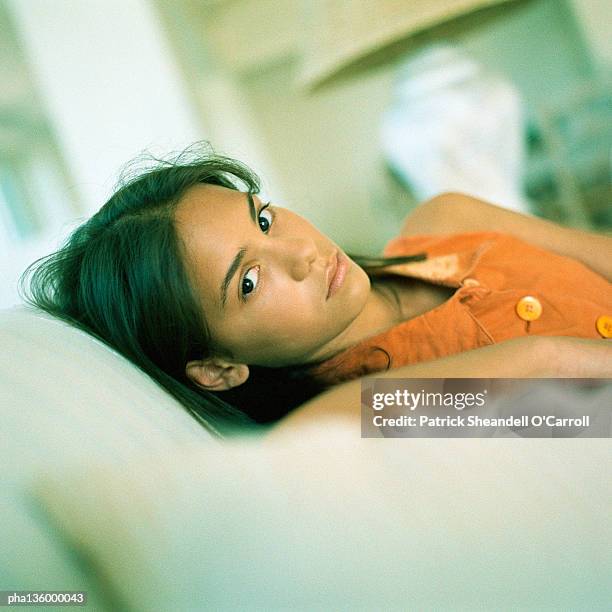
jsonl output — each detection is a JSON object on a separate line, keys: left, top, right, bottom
{"left": 262, "top": 287, "right": 322, "bottom": 331}
{"left": 261, "top": 269, "right": 322, "bottom": 312}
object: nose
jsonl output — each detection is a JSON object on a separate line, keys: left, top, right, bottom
{"left": 275, "top": 237, "right": 317, "bottom": 281}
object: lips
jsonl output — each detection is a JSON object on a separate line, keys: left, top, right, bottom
{"left": 326, "top": 250, "right": 348, "bottom": 300}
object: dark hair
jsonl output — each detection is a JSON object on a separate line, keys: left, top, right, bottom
{"left": 20, "top": 143, "right": 426, "bottom": 437}
{"left": 19, "top": 144, "right": 271, "bottom": 437}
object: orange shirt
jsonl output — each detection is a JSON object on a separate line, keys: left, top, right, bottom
{"left": 310, "top": 231, "right": 612, "bottom": 385}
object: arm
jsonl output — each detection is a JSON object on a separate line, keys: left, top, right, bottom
{"left": 265, "top": 336, "right": 612, "bottom": 439}
{"left": 401, "top": 192, "right": 612, "bottom": 281}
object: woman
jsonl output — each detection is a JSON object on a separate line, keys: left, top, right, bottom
{"left": 21, "top": 146, "right": 612, "bottom": 437}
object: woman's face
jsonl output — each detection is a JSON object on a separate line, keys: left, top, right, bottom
{"left": 174, "top": 183, "right": 371, "bottom": 367}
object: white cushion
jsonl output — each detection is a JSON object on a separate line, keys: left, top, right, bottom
{"left": 34, "top": 429, "right": 612, "bottom": 610}
{"left": 0, "top": 306, "right": 214, "bottom": 596}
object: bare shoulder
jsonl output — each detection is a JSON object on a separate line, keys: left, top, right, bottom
{"left": 400, "top": 192, "right": 511, "bottom": 236}
{"left": 400, "top": 192, "right": 612, "bottom": 280}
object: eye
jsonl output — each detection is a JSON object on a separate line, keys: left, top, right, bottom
{"left": 241, "top": 265, "right": 260, "bottom": 300}
{"left": 258, "top": 204, "right": 273, "bottom": 233}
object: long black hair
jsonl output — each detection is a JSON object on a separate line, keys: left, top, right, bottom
{"left": 19, "top": 144, "right": 425, "bottom": 436}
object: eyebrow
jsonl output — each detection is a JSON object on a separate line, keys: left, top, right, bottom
{"left": 219, "top": 193, "right": 257, "bottom": 309}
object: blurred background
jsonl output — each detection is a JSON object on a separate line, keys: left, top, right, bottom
{"left": 1, "top": 0, "right": 610, "bottom": 308}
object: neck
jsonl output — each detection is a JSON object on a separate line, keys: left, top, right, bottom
{"left": 305, "top": 283, "right": 402, "bottom": 364}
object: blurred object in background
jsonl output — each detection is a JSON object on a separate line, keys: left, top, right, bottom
{"left": 380, "top": 43, "right": 530, "bottom": 213}
{"left": 299, "top": 0, "right": 517, "bottom": 89}
{"left": 525, "top": 80, "right": 612, "bottom": 229}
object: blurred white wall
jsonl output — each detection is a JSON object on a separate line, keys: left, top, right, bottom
{"left": 1, "top": 0, "right": 207, "bottom": 307}
{"left": 7, "top": 0, "right": 204, "bottom": 214}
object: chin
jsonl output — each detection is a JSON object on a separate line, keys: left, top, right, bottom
{"left": 340, "top": 264, "right": 370, "bottom": 311}
{"left": 349, "top": 261, "right": 371, "bottom": 293}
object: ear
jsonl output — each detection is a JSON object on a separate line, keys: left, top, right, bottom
{"left": 185, "top": 357, "right": 250, "bottom": 391}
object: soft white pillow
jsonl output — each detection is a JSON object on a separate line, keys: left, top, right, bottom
{"left": 34, "top": 427, "right": 612, "bottom": 610}
{"left": 0, "top": 306, "right": 215, "bottom": 479}
{"left": 0, "top": 306, "right": 214, "bottom": 596}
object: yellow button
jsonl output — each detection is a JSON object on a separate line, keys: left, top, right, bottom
{"left": 516, "top": 296, "right": 542, "bottom": 321}
{"left": 463, "top": 278, "right": 480, "bottom": 287}
{"left": 596, "top": 315, "right": 612, "bottom": 338}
